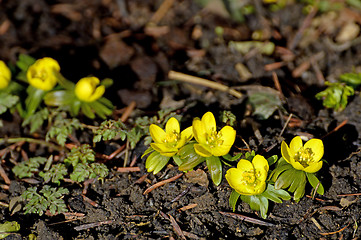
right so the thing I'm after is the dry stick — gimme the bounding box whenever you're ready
[219,211,275,227]
[0,137,63,152]
[143,173,183,195]
[120,101,136,122]
[288,6,318,50]
[149,0,175,25]
[321,119,348,139]
[74,220,114,231]
[116,167,141,173]
[0,164,10,185]
[168,214,186,240]
[168,70,243,98]
[272,71,284,99]
[279,113,293,138]
[319,222,351,236]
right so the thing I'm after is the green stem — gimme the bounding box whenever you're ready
[0,137,64,152]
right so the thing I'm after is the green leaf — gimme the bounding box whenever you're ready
[294,172,307,201]
[178,143,206,171]
[0,221,20,239]
[22,108,49,133]
[220,110,236,126]
[64,144,95,167]
[222,152,243,162]
[44,90,75,106]
[229,190,240,212]
[13,157,47,179]
[269,162,293,183]
[339,72,361,88]
[16,54,36,72]
[206,156,222,186]
[24,86,46,119]
[266,155,278,166]
[248,91,282,120]
[39,163,68,185]
[306,172,324,195]
[46,114,83,146]
[145,151,170,174]
[141,147,154,158]
[0,92,19,114]
[262,184,291,203]
[240,194,269,219]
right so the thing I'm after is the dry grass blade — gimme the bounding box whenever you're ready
[219,211,275,227]
[319,222,351,236]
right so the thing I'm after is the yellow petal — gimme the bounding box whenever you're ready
[149,124,166,143]
[0,61,11,89]
[236,159,254,172]
[165,117,180,134]
[150,143,177,157]
[88,86,105,102]
[252,155,269,182]
[194,144,212,157]
[219,126,236,146]
[303,161,323,173]
[281,141,292,164]
[290,161,305,171]
[192,118,206,144]
[75,77,104,102]
[201,112,216,133]
[289,136,303,156]
[225,168,249,194]
[304,138,324,162]
[252,181,266,195]
[177,126,193,148]
[211,145,232,156]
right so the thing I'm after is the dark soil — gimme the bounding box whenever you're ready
[1,0,361,239]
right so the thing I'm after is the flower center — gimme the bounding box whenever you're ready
[205,129,224,148]
[294,147,315,168]
[164,130,180,147]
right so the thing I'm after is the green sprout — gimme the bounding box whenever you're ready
[70,162,108,182]
[21,186,69,216]
[315,82,354,112]
[64,144,95,167]
[39,163,68,185]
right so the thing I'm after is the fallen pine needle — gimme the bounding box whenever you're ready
[143,173,183,195]
[74,220,114,231]
[319,222,350,236]
[168,214,186,240]
[168,70,242,98]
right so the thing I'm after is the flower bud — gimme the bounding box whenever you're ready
[0,60,11,89]
[74,77,105,102]
[27,57,60,91]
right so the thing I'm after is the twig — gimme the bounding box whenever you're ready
[168,70,242,98]
[0,164,10,185]
[116,167,141,172]
[219,211,275,227]
[74,220,114,231]
[82,194,99,207]
[97,144,126,161]
[288,6,318,50]
[279,114,293,137]
[168,214,186,240]
[321,119,348,139]
[143,173,183,195]
[272,71,284,99]
[149,0,175,25]
[178,203,197,211]
[319,222,351,236]
[0,137,64,152]
[120,101,136,122]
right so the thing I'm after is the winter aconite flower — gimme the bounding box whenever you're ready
[192,112,236,157]
[27,57,60,91]
[149,117,193,157]
[281,136,324,173]
[75,77,105,102]
[0,60,11,89]
[226,155,269,195]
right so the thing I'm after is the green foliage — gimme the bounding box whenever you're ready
[93,108,180,149]
[0,221,20,239]
[22,108,49,133]
[39,164,68,185]
[206,156,222,186]
[21,186,69,216]
[315,82,354,111]
[64,144,95,167]
[12,157,47,179]
[0,92,19,115]
[46,112,83,146]
[70,162,109,182]
[248,91,283,120]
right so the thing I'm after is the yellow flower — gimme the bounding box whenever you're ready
[281,136,324,173]
[74,77,105,102]
[27,57,60,91]
[192,112,236,157]
[0,60,11,89]
[226,155,269,195]
[149,117,193,157]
